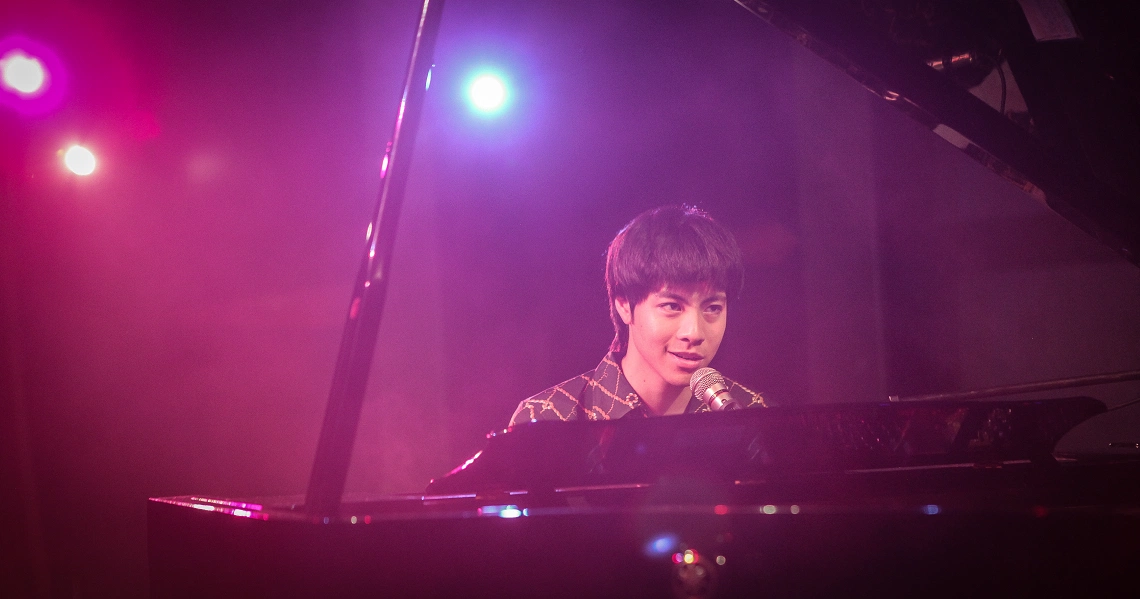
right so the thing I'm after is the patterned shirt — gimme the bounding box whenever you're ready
[508,353,767,427]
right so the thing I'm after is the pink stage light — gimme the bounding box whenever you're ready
[0,36,67,115]
[1,49,46,95]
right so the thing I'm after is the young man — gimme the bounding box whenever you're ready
[508,205,766,427]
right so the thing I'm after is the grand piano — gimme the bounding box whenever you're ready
[149,397,1140,597]
[149,1,1140,597]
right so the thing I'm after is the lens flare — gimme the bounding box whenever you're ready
[63,145,96,176]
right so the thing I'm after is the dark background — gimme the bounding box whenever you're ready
[2,0,1139,597]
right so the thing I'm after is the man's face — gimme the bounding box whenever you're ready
[615,285,728,391]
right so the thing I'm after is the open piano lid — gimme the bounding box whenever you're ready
[733,0,1140,265]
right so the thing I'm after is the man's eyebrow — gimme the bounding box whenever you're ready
[655,291,688,302]
[653,290,727,303]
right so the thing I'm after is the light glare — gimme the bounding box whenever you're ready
[645,534,678,557]
[63,145,96,176]
[1,50,46,95]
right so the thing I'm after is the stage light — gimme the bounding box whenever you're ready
[467,73,507,114]
[63,145,96,176]
[1,49,46,95]
[0,36,65,115]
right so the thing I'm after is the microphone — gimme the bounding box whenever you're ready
[690,367,741,411]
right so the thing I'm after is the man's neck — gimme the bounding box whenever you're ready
[619,352,691,416]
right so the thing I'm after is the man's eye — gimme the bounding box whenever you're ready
[705,304,724,314]
[660,302,681,311]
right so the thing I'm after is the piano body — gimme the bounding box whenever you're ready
[149,398,1140,598]
[149,0,1140,597]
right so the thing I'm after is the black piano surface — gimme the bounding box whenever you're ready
[149,397,1140,598]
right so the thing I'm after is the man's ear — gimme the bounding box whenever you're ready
[614,297,633,325]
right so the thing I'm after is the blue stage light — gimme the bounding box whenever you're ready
[466,72,508,115]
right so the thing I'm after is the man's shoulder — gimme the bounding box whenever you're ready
[507,372,593,427]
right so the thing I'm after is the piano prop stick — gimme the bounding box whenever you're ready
[304,0,447,518]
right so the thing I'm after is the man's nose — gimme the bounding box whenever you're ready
[676,309,704,345]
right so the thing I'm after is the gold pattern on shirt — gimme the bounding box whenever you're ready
[508,353,767,427]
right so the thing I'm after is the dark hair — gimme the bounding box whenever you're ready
[605,205,743,354]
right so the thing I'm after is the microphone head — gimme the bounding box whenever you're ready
[690,367,725,399]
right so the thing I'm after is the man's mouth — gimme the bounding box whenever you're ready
[669,351,704,364]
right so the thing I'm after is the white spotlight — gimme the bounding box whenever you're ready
[63,145,96,176]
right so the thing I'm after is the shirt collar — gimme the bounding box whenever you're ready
[587,352,710,418]
[583,353,645,419]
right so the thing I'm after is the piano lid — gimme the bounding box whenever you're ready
[734,0,1140,265]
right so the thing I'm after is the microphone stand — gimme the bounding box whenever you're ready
[305,0,446,518]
